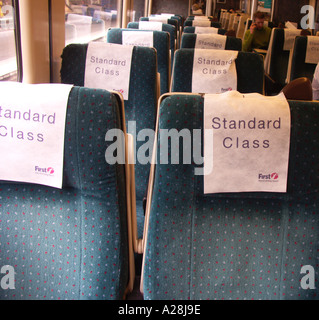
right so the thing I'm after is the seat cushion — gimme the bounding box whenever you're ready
[143,94,319,300]
[0,87,129,300]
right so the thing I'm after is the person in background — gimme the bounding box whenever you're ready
[242,11,271,52]
[192,0,206,15]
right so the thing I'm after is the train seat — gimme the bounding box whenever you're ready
[0,85,134,300]
[157,15,183,47]
[287,36,319,83]
[236,15,249,39]
[183,26,227,35]
[107,28,170,95]
[186,16,214,20]
[127,21,176,68]
[149,14,184,47]
[184,20,221,29]
[264,28,304,94]
[60,44,158,252]
[171,48,264,94]
[141,92,319,300]
[181,33,242,51]
[140,17,179,48]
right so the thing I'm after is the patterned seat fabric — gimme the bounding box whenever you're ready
[0,87,130,300]
[171,49,264,94]
[61,45,157,240]
[289,36,318,83]
[267,28,296,87]
[143,93,319,300]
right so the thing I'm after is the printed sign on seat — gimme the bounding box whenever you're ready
[0,85,134,300]
[171,48,264,94]
[60,43,158,251]
[288,35,319,83]
[0,82,72,189]
[127,21,176,69]
[107,28,170,95]
[181,33,242,51]
[183,26,227,35]
[141,92,319,300]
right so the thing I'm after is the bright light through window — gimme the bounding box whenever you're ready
[0,0,17,81]
[65,0,121,45]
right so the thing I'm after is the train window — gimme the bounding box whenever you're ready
[0,0,18,81]
[65,0,122,45]
[132,0,145,22]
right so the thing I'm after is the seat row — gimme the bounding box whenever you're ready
[265,28,319,94]
[60,20,265,253]
[1,85,318,300]
[0,13,318,300]
[217,11,319,96]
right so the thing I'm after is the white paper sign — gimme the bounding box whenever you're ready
[286,21,298,29]
[122,31,154,47]
[84,42,133,100]
[194,16,211,20]
[305,36,319,64]
[283,29,301,51]
[139,21,163,31]
[0,82,72,189]
[193,20,211,27]
[192,49,238,94]
[195,27,219,34]
[203,91,291,194]
[148,16,168,23]
[195,33,226,50]
[161,13,175,17]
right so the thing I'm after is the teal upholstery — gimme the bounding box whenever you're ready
[127,22,176,68]
[0,86,130,300]
[183,26,227,35]
[184,20,221,28]
[143,93,319,300]
[289,36,318,82]
[171,15,182,32]
[61,45,158,239]
[181,33,242,51]
[107,28,170,95]
[174,15,184,29]
[171,49,264,93]
[268,28,303,87]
